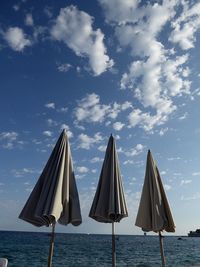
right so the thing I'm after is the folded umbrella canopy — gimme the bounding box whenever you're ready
[19,129,82,267]
[89,134,128,267]
[135,150,175,267]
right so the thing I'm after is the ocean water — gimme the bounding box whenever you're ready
[0,231,200,267]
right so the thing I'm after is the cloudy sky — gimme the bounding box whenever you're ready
[0,0,200,235]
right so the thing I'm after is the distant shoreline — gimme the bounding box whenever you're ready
[0,230,187,237]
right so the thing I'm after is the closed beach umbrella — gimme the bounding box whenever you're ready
[89,134,128,267]
[135,150,175,267]
[19,129,82,267]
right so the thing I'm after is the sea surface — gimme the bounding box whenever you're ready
[0,231,200,267]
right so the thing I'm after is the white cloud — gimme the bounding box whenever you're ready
[180,179,192,186]
[77,166,89,173]
[57,63,72,73]
[90,157,103,163]
[45,102,55,109]
[75,93,110,123]
[169,2,200,50]
[13,5,20,11]
[25,14,34,26]
[192,172,200,176]
[99,0,196,131]
[167,156,181,161]
[179,112,188,120]
[113,121,125,131]
[4,27,31,51]
[99,0,138,24]
[56,107,68,113]
[43,131,53,137]
[51,5,114,76]
[181,192,200,201]
[78,132,103,150]
[0,131,19,149]
[123,160,134,165]
[12,168,41,178]
[121,101,132,110]
[60,124,73,138]
[98,145,107,152]
[44,6,53,18]
[159,127,169,136]
[74,93,133,125]
[0,132,18,142]
[47,119,58,127]
[164,184,171,191]
[124,143,144,157]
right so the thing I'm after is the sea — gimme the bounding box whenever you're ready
[0,231,200,267]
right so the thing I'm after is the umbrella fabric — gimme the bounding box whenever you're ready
[19,129,82,227]
[89,134,128,223]
[135,150,175,233]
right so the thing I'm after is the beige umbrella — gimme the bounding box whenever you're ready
[89,134,128,267]
[19,129,82,267]
[135,150,175,267]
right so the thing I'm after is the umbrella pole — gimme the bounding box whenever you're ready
[112,222,116,267]
[159,231,166,267]
[48,223,56,267]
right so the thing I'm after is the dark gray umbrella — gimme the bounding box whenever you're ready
[89,134,128,267]
[135,150,175,267]
[19,129,82,267]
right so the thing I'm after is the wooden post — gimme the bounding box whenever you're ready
[159,231,166,267]
[48,223,55,267]
[112,222,116,267]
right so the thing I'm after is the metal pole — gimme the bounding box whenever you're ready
[159,231,166,267]
[48,223,55,267]
[112,222,116,267]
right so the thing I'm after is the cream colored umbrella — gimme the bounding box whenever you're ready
[19,129,82,267]
[135,150,175,267]
[89,134,128,267]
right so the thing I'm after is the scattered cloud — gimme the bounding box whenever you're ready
[13,4,20,11]
[159,127,169,136]
[45,102,55,109]
[74,93,110,123]
[124,144,145,157]
[0,131,19,149]
[25,14,34,27]
[98,145,107,152]
[43,131,53,137]
[169,2,200,50]
[164,184,171,191]
[113,121,125,131]
[167,156,181,161]
[60,124,73,138]
[57,63,72,73]
[57,107,68,113]
[180,179,192,186]
[181,192,200,201]
[74,93,133,125]
[47,119,58,127]
[179,112,188,120]
[77,166,89,173]
[99,0,198,131]
[51,5,114,76]
[3,27,31,52]
[192,172,200,176]
[90,157,103,163]
[44,6,53,18]
[78,132,103,150]
[12,168,41,178]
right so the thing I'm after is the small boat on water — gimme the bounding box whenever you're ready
[188,229,200,237]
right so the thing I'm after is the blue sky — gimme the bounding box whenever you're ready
[0,0,200,235]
